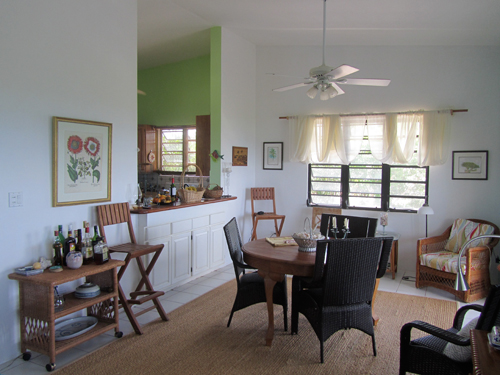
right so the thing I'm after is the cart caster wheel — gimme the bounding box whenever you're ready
[22,352,31,361]
[46,363,56,372]
[115,331,123,338]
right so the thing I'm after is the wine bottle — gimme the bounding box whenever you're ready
[52,230,64,266]
[170,177,176,198]
[63,225,76,266]
[58,225,65,244]
[82,226,94,265]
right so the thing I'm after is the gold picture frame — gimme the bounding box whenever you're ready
[232,146,248,166]
[53,117,112,206]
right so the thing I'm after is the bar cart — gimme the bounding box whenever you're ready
[8,260,124,371]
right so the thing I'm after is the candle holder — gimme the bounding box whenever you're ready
[330,226,339,239]
[342,227,351,239]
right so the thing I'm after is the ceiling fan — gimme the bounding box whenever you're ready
[271,0,390,100]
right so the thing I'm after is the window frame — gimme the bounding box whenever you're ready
[158,126,196,174]
[308,162,429,213]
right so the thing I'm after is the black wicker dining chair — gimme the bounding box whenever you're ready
[399,284,500,375]
[291,237,393,363]
[223,217,288,330]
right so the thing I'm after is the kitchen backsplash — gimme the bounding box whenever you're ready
[139,171,210,194]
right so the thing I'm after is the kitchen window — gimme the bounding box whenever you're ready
[308,136,429,213]
[159,127,196,173]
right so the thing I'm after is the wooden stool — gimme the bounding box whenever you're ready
[97,203,169,334]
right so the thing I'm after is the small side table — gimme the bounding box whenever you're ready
[471,329,500,375]
[376,230,399,279]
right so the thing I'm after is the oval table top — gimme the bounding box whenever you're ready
[241,239,316,278]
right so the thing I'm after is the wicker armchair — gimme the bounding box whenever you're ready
[223,217,288,329]
[399,284,500,375]
[291,237,393,363]
[416,218,499,302]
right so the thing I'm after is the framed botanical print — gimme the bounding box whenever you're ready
[53,117,112,206]
[452,150,488,180]
[263,142,283,170]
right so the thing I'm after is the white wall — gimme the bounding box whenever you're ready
[254,45,500,278]
[220,28,257,246]
[0,0,138,364]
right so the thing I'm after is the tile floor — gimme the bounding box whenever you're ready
[0,266,484,374]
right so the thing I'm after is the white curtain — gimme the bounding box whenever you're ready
[289,110,451,166]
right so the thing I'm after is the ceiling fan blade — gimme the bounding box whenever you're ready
[326,65,359,79]
[330,82,345,95]
[273,82,313,92]
[339,78,391,87]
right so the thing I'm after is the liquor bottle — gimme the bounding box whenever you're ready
[58,225,65,244]
[93,226,109,265]
[75,229,83,253]
[170,177,177,199]
[63,225,76,266]
[52,230,64,266]
[82,226,94,265]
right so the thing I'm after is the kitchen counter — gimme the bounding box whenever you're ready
[130,196,237,214]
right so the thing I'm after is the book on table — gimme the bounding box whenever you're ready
[265,237,297,246]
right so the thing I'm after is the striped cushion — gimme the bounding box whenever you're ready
[444,219,494,253]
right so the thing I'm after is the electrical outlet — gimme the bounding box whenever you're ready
[9,192,23,207]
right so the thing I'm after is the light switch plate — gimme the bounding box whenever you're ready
[9,192,23,207]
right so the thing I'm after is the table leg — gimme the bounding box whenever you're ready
[372,278,380,326]
[258,270,284,346]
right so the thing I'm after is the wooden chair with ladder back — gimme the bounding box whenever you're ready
[250,187,286,241]
[97,202,169,334]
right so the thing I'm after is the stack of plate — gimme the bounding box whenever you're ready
[75,283,101,298]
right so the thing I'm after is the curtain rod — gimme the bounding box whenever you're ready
[279,109,468,120]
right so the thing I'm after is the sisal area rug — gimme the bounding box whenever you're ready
[57,280,458,375]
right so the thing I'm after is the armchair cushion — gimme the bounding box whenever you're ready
[420,251,466,274]
[442,317,478,362]
[444,219,495,253]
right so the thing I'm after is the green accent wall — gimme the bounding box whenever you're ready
[137,27,222,185]
[210,27,222,185]
[138,55,210,126]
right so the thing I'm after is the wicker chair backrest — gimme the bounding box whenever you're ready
[476,284,500,330]
[319,214,378,239]
[223,217,246,278]
[320,237,384,306]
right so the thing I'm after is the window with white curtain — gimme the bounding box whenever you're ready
[300,113,437,212]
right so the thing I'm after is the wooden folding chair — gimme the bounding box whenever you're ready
[250,187,285,241]
[97,202,169,334]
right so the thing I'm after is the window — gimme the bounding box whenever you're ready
[159,127,196,173]
[308,137,429,213]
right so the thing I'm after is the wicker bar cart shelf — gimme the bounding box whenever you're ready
[8,259,125,372]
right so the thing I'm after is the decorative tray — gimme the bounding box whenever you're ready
[55,316,98,341]
[15,267,44,276]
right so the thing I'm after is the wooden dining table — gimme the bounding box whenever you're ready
[241,238,383,346]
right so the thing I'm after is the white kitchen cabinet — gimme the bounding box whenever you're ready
[210,224,225,269]
[146,236,171,289]
[192,227,210,276]
[134,202,233,290]
[171,232,192,285]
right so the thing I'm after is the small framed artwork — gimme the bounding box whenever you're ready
[263,142,283,170]
[53,117,112,206]
[452,150,488,180]
[232,146,248,166]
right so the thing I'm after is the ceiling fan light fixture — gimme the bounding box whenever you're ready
[306,86,318,99]
[326,85,338,98]
[319,89,330,101]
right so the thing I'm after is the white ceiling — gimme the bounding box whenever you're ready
[138,0,500,70]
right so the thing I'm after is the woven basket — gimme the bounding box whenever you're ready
[177,164,205,203]
[203,184,223,199]
[292,217,325,252]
